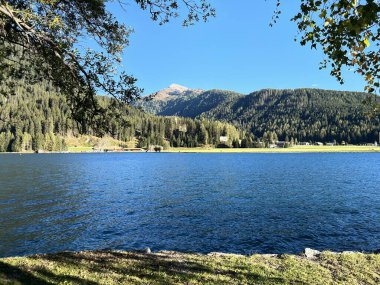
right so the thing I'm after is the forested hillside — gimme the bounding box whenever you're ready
[142,88,243,118]
[140,87,380,144]
[2,45,378,152]
[0,81,241,152]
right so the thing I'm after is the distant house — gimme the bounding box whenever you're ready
[146,145,164,152]
[255,141,265,148]
[219,136,228,143]
[276,141,286,148]
[123,148,144,152]
[269,144,277,148]
[154,146,163,152]
[315,142,323,146]
[178,125,187,133]
[299,142,310,146]
[326,142,335,146]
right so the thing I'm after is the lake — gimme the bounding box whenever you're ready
[0,153,379,257]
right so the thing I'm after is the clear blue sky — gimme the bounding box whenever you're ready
[108,0,365,95]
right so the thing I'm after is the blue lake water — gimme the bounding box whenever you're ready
[0,153,379,257]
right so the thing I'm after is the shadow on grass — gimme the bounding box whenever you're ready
[0,261,50,285]
[1,251,288,284]
[0,259,97,285]
[36,251,217,284]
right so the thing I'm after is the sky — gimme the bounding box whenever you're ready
[108,0,366,95]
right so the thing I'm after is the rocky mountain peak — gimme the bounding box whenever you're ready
[150,84,202,101]
[168,83,190,93]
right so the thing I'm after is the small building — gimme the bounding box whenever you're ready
[326,143,335,146]
[299,142,310,146]
[276,141,286,148]
[219,136,228,143]
[255,141,265,148]
[147,145,164,152]
[315,142,323,146]
[178,125,187,133]
[123,148,144,152]
[154,146,163,152]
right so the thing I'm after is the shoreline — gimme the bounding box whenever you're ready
[1,249,379,284]
[163,145,380,153]
[1,146,380,154]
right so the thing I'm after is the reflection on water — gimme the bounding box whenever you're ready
[0,153,379,257]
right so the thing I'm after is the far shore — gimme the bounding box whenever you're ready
[1,249,379,284]
[163,145,380,153]
[1,145,380,154]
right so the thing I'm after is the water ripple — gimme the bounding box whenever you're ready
[0,153,379,257]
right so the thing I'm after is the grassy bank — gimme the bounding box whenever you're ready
[1,250,379,284]
[65,135,138,153]
[164,145,380,153]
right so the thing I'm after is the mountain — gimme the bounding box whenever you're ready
[151,84,202,101]
[139,86,380,144]
[141,84,203,114]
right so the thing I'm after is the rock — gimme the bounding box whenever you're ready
[260,254,278,258]
[146,84,203,101]
[341,251,357,255]
[207,252,245,258]
[143,247,151,254]
[304,248,321,259]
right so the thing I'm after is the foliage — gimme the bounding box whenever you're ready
[0,0,215,129]
[289,1,380,102]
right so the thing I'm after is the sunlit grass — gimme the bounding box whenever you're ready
[66,146,94,152]
[0,251,379,284]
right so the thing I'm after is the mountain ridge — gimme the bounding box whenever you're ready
[139,85,379,144]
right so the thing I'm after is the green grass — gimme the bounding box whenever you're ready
[67,146,94,152]
[164,145,380,153]
[1,250,379,284]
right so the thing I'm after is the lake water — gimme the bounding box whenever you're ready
[0,153,379,257]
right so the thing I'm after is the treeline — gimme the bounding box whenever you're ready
[0,79,241,152]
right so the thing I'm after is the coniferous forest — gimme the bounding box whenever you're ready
[0,77,241,152]
[2,78,380,152]
[140,88,380,145]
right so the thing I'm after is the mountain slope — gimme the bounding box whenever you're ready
[157,89,243,117]
[141,84,203,114]
[140,87,379,144]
